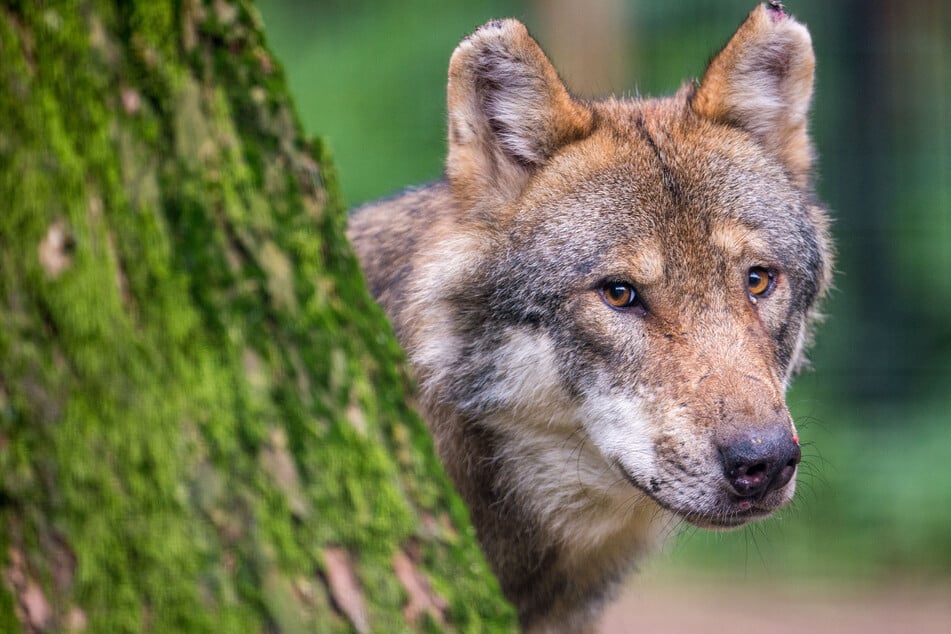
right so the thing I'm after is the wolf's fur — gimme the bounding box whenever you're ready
[348,3,832,632]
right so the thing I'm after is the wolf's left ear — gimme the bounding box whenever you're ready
[692,2,816,187]
[446,20,594,207]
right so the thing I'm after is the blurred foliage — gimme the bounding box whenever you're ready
[257,0,951,580]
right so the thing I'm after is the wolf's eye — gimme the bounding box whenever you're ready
[601,282,642,311]
[747,267,775,297]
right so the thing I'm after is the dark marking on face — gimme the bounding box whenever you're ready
[634,116,682,204]
[574,258,596,275]
[764,210,826,373]
[774,301,799,370]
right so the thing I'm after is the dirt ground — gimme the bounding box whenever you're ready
[599,575,951,634]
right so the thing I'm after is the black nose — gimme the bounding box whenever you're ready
[719,427,801,499]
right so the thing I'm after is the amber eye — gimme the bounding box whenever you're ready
[601,282,641,310]
[747,267,774,296]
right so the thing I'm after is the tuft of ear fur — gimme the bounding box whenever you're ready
[692,2,816,188]
[446,19,594,206]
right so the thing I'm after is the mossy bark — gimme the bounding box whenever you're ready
[0,2,515,632]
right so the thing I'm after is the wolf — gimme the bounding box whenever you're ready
[348,2,832,632]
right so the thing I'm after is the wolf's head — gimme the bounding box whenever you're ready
[416,3,832,533]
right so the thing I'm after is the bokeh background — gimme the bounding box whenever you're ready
[256,0,950,630]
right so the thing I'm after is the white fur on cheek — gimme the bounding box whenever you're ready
[491,417,671,556]
[473,329,572,420]
[473,330,672,554]
[580,380,658,484]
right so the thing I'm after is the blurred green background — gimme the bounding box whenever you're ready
[256,0,951,585]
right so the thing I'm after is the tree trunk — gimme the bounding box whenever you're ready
[0,2,514,632]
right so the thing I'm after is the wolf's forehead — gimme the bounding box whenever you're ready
[522,108,811,263]
[523,173,777,264]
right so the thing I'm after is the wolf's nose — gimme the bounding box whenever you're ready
[719,428,801,499]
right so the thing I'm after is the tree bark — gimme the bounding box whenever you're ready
[0,2,514,632]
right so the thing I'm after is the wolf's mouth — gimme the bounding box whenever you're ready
[613,460,783,529]
[684,505,775,530]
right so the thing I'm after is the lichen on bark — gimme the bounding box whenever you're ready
[0,1,515,632]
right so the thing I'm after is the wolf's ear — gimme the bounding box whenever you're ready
[446,20,594,206]
[692,2,816,187]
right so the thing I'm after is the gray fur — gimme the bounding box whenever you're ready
[347,6,831,631]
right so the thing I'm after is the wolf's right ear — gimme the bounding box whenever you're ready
[446,20,594,207]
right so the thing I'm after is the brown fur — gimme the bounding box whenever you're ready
[348,4,832,632]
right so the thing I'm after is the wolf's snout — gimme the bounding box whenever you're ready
[719,427,801,499]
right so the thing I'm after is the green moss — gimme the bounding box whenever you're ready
[0,1,515,632]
